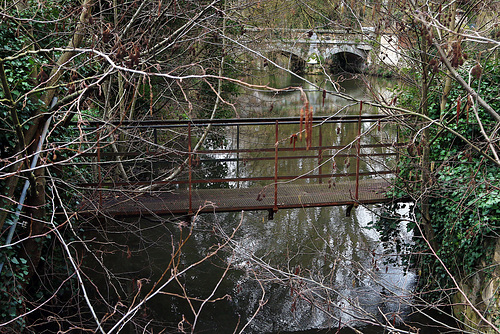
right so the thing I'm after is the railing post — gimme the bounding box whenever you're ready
[355,103,362,201]
[97,128,102,208]
[188,123,193,215]
[274,120,279,213]
[236,124,240,188]
[318,125,323,184]
[396,124,400,175]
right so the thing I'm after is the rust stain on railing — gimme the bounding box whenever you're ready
[76,116,402,217]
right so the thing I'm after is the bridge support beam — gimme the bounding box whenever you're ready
[268,209,276,220]
[346,203,359,217]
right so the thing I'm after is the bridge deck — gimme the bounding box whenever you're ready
[81,179,391,217]
[77,116,400,218]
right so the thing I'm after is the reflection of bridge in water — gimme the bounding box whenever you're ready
[78,115,402,218]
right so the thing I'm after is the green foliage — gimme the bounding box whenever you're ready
[0,20,42,158]
[366,202,414,268]
[376,57,500,300]
[0,4,77,329]
[195,57,238,120]
[0,243,29,331]
[371,66,395,78]
[241,0,369,29]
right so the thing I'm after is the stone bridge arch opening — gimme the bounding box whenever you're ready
[242,28,377,74]
[329,51,366,73]
[266,50,306,73]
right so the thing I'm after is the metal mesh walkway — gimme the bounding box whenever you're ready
[81,179,391,217]
[77,116,401,218]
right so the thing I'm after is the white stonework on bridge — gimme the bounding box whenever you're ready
[379,34,400,66]
[241,27,377,72]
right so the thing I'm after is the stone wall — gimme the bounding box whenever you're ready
[452,238,500,333]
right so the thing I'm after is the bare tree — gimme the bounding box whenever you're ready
[0,0,250,332]
[1,0,499,333]
[226,1,500,333]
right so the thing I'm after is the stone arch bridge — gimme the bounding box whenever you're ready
[242,27,375,73]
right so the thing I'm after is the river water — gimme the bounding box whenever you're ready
[88,73,454,333]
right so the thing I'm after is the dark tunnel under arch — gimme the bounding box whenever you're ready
[329,52,366,73]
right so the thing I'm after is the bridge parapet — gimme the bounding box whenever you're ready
[242,26,375,41]
[240,27,375,72]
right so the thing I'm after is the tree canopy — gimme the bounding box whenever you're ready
[1,0,500,333]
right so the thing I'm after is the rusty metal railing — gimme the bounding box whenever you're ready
[77,115,403,211]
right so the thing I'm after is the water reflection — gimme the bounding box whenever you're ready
[220,120,396,189]
[223,73,411,333]
[225,204,415,333]
[237,73,396,117]
[86,72,417,333]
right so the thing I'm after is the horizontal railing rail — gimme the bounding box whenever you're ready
[74,115,392,129]
[75,115,402,215]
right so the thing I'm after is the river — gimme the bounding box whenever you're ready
[87,72,456,333]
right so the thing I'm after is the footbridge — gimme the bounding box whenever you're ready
[76,115,402,219]
[241,27,375,73]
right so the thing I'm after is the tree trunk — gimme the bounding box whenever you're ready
[420,26,439,251]
[1,0,93,285]
[20,167,47,285]
[439,2,457,118]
